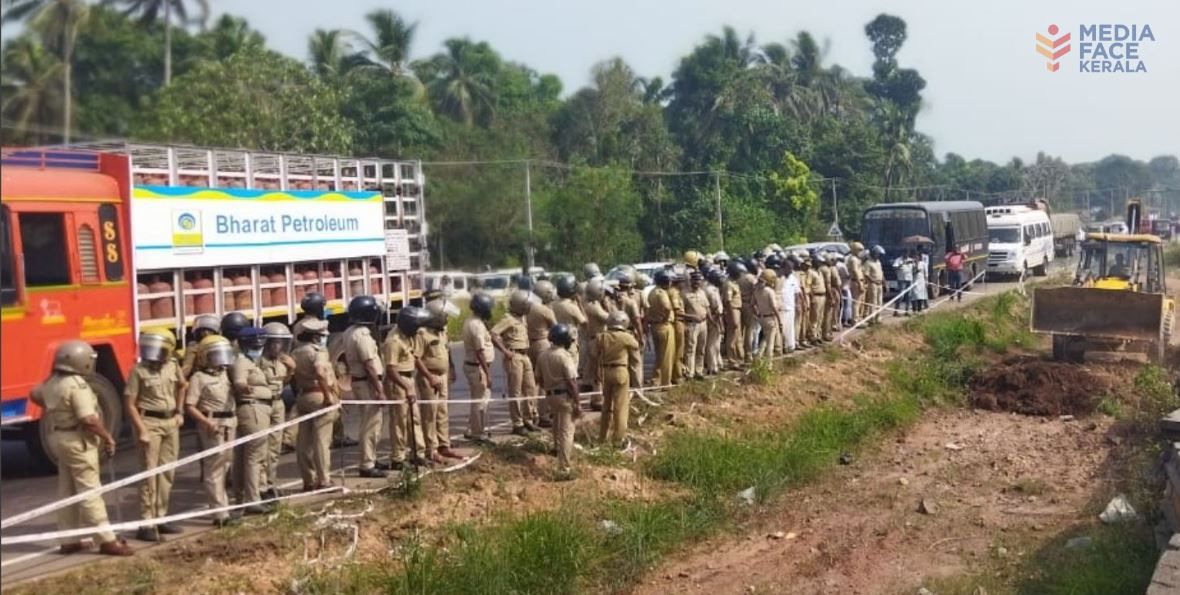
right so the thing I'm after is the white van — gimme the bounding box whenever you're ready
[985,206,1055,278]
[424,270,472,300]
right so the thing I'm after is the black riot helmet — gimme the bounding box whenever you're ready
[220,312,250,341]
[348,295,381,325]
[555,274,577,298]
[764,253,783,270]
[470,292,495,320]
[653,269,673,287]
[548,323,574,349]
[300,292,326,320]
[705,267,725,286]
[395,306,432,336]
[727,261,747,279]
[516,274,535,291]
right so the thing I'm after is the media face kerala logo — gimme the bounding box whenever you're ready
[171,209,204,254]
[1036,23,1156,73]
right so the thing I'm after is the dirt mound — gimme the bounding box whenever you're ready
[970,357,1111,416]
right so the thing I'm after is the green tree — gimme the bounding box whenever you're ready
[417,38,498,126]
[352,8,419,86]
[0,37,64,144]
[308,28,357,80]
[137,47,351,153]
[537,166,643,270]
[109,0,208,84]
[3,0,90,143]
[768,151,821,239]
[197,13,263,61]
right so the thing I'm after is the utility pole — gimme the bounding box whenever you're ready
[525,161,535,272]
[831,179,839,230]
[715,172,724,250]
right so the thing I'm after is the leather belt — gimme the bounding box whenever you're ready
[546,389,568,396]
[203,411,235,419]
[140,409,177,419]
[464,361,482,366]
[352,374,383,381]
[396,370,413,378]
[236,399,270,407]
[54,425,79,431]
[512,348,529,355]
[604,363,627,368]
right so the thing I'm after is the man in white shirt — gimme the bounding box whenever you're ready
[779,262,800,352]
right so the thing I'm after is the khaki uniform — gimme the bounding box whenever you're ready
[806,268,828,342]
[752,283,780,359]
[186,369,235,520]
[619,292,644,345]
[738,273,758,359]
[537,345,579,472]
[414,327,452,455]
[704,284,724,373]
[526,303,557,419]
[125,360,183,521]
[552,298,587,367]
[722,279,743,365]
[595,329,641,445]
[230,353,273,504]
[680,286,709,378]
[258,355,292,492]
[583,301,611,401]
[34,374,117,545]
[824,264,841,340]
[848,255,865,322]
[181,348,199,379]
[865,259,885,324]
[292,342,339,488]
[797,268,811,345]
[461,317,494,438]
[491,313,537,428]
[343,324,384,471]
[647,287,675,386]
[381,331,425,462]
[669,288,686,383]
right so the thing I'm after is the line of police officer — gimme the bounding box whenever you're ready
[33,240,892,552]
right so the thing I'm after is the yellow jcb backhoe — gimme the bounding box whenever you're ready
[1031,200,1175,363]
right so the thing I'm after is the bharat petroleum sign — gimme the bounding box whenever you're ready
[1036,23,1157,73]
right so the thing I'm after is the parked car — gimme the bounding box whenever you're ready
[784,241,850,256]
[424,270,472,300]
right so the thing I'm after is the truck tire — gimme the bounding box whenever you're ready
[1034,257,1048,277]
[23,374,122,472]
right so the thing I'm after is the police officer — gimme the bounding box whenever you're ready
[807,252,829,343]
[669,269,687,384]
[537,324,582,479]
[865,246,887,325]
[181,314,221,378]
[341,295,388,477]
[184,335,238,527]
[680,271,709,380]
[31,341,133,556]
[552,275,588,377]
[795,252,812,347]
[848,242,866,324]
[704,267,725,374]
[647,270,676,386]
[753,269,780,359]
[462,294,496,442]
[417,300,461,464]
[297,292,358,450]
[611,271,645,348]
[823,253,841,340]
[381,306,428,469]
[596,311,641,446]
[291,319,340,491]
[737,260,759,360]
[229,325,273,513]
[723,262,745,367]
[125,327,185,542]
[258,322,294,499]
[582,278,611,408]
[527,280,558,425]
[492,290,539,435]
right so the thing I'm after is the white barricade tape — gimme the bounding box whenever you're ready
[837,283,914,342]
[0,404,340,530]
[0,486,344,546]
[339,383,675,406]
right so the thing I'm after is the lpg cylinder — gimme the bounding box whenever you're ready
[149,277,174,319]
[369,265,382,295]
[348,265,364,297]
[193,275,215,314]
[233,273,252,310]
[269,272,287,307]
[182,280,195,316]
[137,282,151,320]
[321,269,337,300]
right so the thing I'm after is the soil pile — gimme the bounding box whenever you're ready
[970,357,1111,416]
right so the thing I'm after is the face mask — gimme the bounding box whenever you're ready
[318,336,328,347]
[246,348,263,360]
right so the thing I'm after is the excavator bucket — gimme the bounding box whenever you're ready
[1031,287,1164,341]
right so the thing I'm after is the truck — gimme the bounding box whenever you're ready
[1049,213,1082,257]
[860,201,989,297]
[0,143,427,468]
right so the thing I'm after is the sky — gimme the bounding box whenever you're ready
[14,0,1178,164]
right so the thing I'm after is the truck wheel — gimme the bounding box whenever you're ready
[24,374,122,472]
[1052,335,1066,361]
[1034,257,1048,277]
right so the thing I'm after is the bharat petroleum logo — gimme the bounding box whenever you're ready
[177,212,197,231]
[1035,24,1071,72]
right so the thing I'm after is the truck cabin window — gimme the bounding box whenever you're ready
[0,207,16,305]
[18,213,71,287]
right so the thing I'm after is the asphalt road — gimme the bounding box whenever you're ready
[0,266,1056,583]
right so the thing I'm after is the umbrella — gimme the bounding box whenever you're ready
[902,235,935,245]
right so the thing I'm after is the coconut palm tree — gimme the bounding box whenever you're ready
[0,37,65,144]
[419,38,496,126]
[876,101,914,201]
[308,28,354,80]
[110,0,209,85]
[3,0,90,143]
[352,9,417,78]
[202,14,263,60]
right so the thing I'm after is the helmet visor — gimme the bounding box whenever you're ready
[204,344,235,368]
[266,337,292,356]
[138,342,167,363]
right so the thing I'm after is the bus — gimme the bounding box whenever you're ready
[860,201,988,296]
